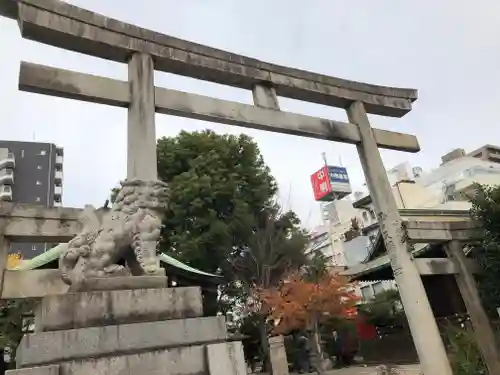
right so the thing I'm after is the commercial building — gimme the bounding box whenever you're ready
[307,224,332,259]
[345,144,500,301]
[465,144,500,164]
[0,141,64,258]
[306,144,500,301]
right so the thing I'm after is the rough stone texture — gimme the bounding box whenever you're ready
[13,285,248,374]
[252,84,280,110]
[56,345,206,375]
[269,336,289,375]
[68,274,167,292]
[446,240,500,374]
[18,62,420,153]
[207,341,246,375]
[127,53,157,181]
[9,1,417,117]
[17,316,227,367]
[6,365,59,375]
[347,101,453,375]
[1,270,69,299]
[35,286,203,331]
[59,179,169,287]
[0,202,80,242]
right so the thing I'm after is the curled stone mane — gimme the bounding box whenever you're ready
[113,179,169,214]
[59,178,170,287]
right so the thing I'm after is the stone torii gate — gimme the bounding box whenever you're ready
[347,217,500,374]
[0,0,452,373]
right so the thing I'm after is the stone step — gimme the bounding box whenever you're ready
[6,365,59,375]
[35,286,203,332]
[18,316,227,368]
[17,341,245,375]
[23,346,203,375]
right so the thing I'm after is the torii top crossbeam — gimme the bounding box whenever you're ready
[0,0,417,118]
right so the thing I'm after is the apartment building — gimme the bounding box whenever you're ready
[346,145,500,300]
[466,144,500,164]
[0,141,64,258]
[307,225,332,259]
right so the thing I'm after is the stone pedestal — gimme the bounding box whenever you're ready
[269,335,289,375]
[8,278,246,375]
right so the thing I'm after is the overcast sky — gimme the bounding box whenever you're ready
[1,0,499,229]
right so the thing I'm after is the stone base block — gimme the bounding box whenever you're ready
[269,335,289,375]
[39,345,205,375]
[207,341,246,375]
[68,274,167,292]
[6,365,59,375]
[35,286,203,332]
[18,316,227,367]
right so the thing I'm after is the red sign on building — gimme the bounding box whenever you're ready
[310,166,332,201]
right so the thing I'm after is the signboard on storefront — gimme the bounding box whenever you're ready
[310,166,332,201]
[310,165,352,201]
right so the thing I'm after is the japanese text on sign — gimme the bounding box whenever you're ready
[310,166,332,201]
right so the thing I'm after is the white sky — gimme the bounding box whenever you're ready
[1,0,499,229]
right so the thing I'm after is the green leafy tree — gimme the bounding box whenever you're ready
[358,289,406,329]
[156,130,277,314]
[0,299,35,368]
[232,204,309,371]
[470,183,500,316]
[303,251,330,283]
[443,322,487,375]
[230,205,309,290]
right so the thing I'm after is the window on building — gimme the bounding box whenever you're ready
[31,245,37,252]
[35,197,41,202]
[444,184,456,202]
[39,150,46,156]
[361,285,374,301]
[37,165,42,170]
[373,282,384,296]
[329,204,340,224]
[362,211,368,222]
[54,196,61,203]
[36,181,41,185]
[369,209,376,220]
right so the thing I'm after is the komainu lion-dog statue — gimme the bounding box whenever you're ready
[59,179,169,287]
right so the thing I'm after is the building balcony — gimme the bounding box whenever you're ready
[55,155,64,166]
[0,169,14,185]
[54,185,63,197]
[0,152,15,170]
[54,170,63,184]
[0,185,12,201]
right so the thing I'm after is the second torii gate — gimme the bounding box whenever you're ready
[0,0,452,373]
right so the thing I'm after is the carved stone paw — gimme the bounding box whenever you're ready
[103,264,125,275]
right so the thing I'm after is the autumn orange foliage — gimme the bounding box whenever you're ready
[256,272,359,334]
